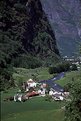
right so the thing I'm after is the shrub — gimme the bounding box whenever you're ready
[0,67,14,91]
[49,62,71,74]
[45,94,52,102]
[12,54,42,69]
[71,64,77,71]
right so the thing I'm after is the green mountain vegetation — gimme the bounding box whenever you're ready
[0,0,60,91]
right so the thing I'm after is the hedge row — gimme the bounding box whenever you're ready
[49,62,77,74]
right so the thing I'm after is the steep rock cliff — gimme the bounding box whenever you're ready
[41,0,81,57]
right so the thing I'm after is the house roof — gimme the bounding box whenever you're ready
[39,80,64,92]
[51,83,64,92]
[28,79,33,82]
[39,72,65,92]
[53,94,61,97]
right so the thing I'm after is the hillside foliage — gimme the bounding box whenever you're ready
[0,0,60,91]
[65,78,81,121]
[49,62,77,74]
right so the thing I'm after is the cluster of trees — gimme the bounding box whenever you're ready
[12,54,42,69]
[65,78,81,121]
[49,62,77,74]
[0,0,27,91]
[64,43,81,121]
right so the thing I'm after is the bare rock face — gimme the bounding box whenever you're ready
[41,0,81,57]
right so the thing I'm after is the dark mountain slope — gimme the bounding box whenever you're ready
[23,0,60,60]
[0,0,60,82]
[0,0,60,68]
[0,0,60,90]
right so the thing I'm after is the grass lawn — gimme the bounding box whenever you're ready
[55,70,81,87]
[1,89,64,121]
[13,67,54,82]
[1,110,64,121]
[13,67,81,88]
[13,67,55,86]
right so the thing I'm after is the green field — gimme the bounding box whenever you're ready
[13,67,54,85]
[1,67,81,121]
[1,90,64,121]
[56,71,81,87]
[13,67,81,87]
[1,67,64,121]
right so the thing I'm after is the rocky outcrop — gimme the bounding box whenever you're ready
[41,0,81,57]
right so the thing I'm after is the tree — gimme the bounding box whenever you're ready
[0,0,27,91]
[65,78,81,121]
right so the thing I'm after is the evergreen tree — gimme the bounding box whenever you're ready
[0,0,27,90]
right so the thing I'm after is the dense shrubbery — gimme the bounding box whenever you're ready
[12,54,42,69]
[12,53,60,69]
[70,64,77,71]
[49,62,77,74]
[0,0,27,91]
[65,78,81,121]
[0,66,15,91]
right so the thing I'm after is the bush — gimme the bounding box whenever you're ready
[12,54,42,69]
[71,64,77,71]
[49,62,71,74]
[45,94,52,102]
[49,67,54,74]
[0,66,15,91]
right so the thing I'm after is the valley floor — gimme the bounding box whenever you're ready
[1,67,81,121]
[1,93,64,121]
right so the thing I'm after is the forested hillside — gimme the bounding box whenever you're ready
[0,0,60,90]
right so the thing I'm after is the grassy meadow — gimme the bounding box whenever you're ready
[1,89,65,121]
[56,70,81,87]
[1,67,81,121]
[13,67,54,84]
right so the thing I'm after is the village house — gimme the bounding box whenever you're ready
[27,79,37,88]
[52,94,64,101]
[14,72,70,102]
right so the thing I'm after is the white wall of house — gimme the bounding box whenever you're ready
[49,90,54,96]
[28,82,37,88]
